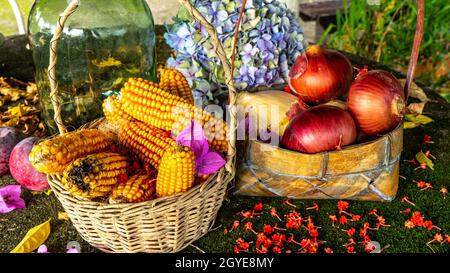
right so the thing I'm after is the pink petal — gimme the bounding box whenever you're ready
[0,185,26,213]
[37,245,49,253]
[197,152,226,175]
[66,248,79,253]
[176,121,209,158]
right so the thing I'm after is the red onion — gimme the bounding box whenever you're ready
[281,105,357,154]
[347,70,405,136]
[288,45,353,104]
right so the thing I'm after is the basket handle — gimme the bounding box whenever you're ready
[404,0,424,100]
[8,0,26,35]
[177,0,238,173]
[48,0,80,135]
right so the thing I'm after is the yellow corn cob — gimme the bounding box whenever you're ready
[61,152,129,200]
[160,68,194,104]
[29,129,115,174]
[120,77,227,153]
[119,120,176,169]
[156,144,196,197]
[102,95,133,125]
[109,172,156,204]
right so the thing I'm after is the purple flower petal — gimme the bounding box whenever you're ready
[176,121,209,159]
[197,151,226,175]
[0,185,26,213]
[37,245,49,253]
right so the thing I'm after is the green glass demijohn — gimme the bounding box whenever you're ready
[28,0,156,133]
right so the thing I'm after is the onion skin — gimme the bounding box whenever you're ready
[347,70,405,136]
[281,105,357,154]
[289,45,354,104]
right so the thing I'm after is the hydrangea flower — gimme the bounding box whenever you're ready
[165,0,307,105]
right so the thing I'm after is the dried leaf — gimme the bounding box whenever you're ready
[10,218,51,253]
[415,151,434,170]
[406,102,426,115]
[58,212,69,221]
[404,114,433,129]
[399,79,429,102]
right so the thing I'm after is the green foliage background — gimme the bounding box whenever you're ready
[321,0,449,100]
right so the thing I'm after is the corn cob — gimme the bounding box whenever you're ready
[160,68,194,104]
[156,144,196,197]
[109,172,156,204]
[120,77,227,153]
[61,152,129,200]
[102,95,133,125]
[119,120,176,169]
[29,129,115,174]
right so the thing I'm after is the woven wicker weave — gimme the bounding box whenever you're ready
[45,0,238,253]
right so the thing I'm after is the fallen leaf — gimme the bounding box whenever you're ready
[406,102,426,115]
[10,218,51,253]
[404,114,433,129]
[415,151,434,170]
[58,212,69,221]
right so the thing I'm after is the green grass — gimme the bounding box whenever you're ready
[0,0,34,36]
[320,0,450,100]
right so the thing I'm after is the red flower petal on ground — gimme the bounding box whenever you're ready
[306,202,319,211]
[241,210,254,220]
[309,228,319,238]
[329,215,337,226]
[263,224,274,235]
[272,246,282,253]
[253,203,263,211]
[324,247,333,253]
[231,220,240,230]
[270,207,282,221]
[234,246,240,253]
[346,246,355,253]
[339,216,348,225]
[411,211,424,226]
[433,233,443,243]
[351,214,361,221]
[369,209,378,215]
[343,228,356,237]
[223,228,228,235]
[400,208,411,214]
[404,220,415,229]
[364,241,376,252]
[337,200,349,213]
[422,134,433,145]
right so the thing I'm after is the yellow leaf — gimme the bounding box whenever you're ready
[415,151,434,170]
[91,57,122,68]
[404,114,433,129]
[58,212,69,221]
[10,218,51,253]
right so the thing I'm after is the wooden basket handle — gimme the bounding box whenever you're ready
[176,0,238,173]
[404,0,424,100]
[48,0,80,135]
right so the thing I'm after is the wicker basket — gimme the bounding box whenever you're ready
[44,0,238,253]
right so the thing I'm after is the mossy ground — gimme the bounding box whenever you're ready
[0,29,448,253]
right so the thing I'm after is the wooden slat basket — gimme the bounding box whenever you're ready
[234,0,425,201]
[44,0,238,253]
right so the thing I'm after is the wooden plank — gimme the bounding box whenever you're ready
[300,0,350,19]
